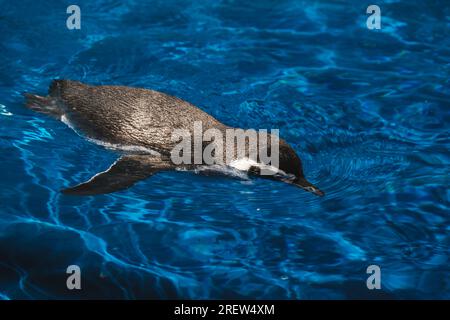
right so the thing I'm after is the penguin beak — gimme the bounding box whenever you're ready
[293,178,325,197]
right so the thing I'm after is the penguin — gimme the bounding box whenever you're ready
[24,80,324,196]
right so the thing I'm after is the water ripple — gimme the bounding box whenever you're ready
[0,0,448,299]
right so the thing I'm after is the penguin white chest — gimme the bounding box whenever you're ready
[229,158,259,171]
[229,158,283,176]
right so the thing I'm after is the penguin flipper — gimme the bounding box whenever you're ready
[62,155,173,196]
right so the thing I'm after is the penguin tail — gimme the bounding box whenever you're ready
[23,92,61,117]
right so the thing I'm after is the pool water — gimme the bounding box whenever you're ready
[0,0,448,299]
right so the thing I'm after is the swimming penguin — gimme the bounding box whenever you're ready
[24,80,324,196]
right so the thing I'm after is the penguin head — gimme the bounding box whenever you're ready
[277,143,324,197]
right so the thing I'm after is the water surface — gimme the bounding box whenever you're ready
[0,0,448,299]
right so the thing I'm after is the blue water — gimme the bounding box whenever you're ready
[0,0,449,299]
